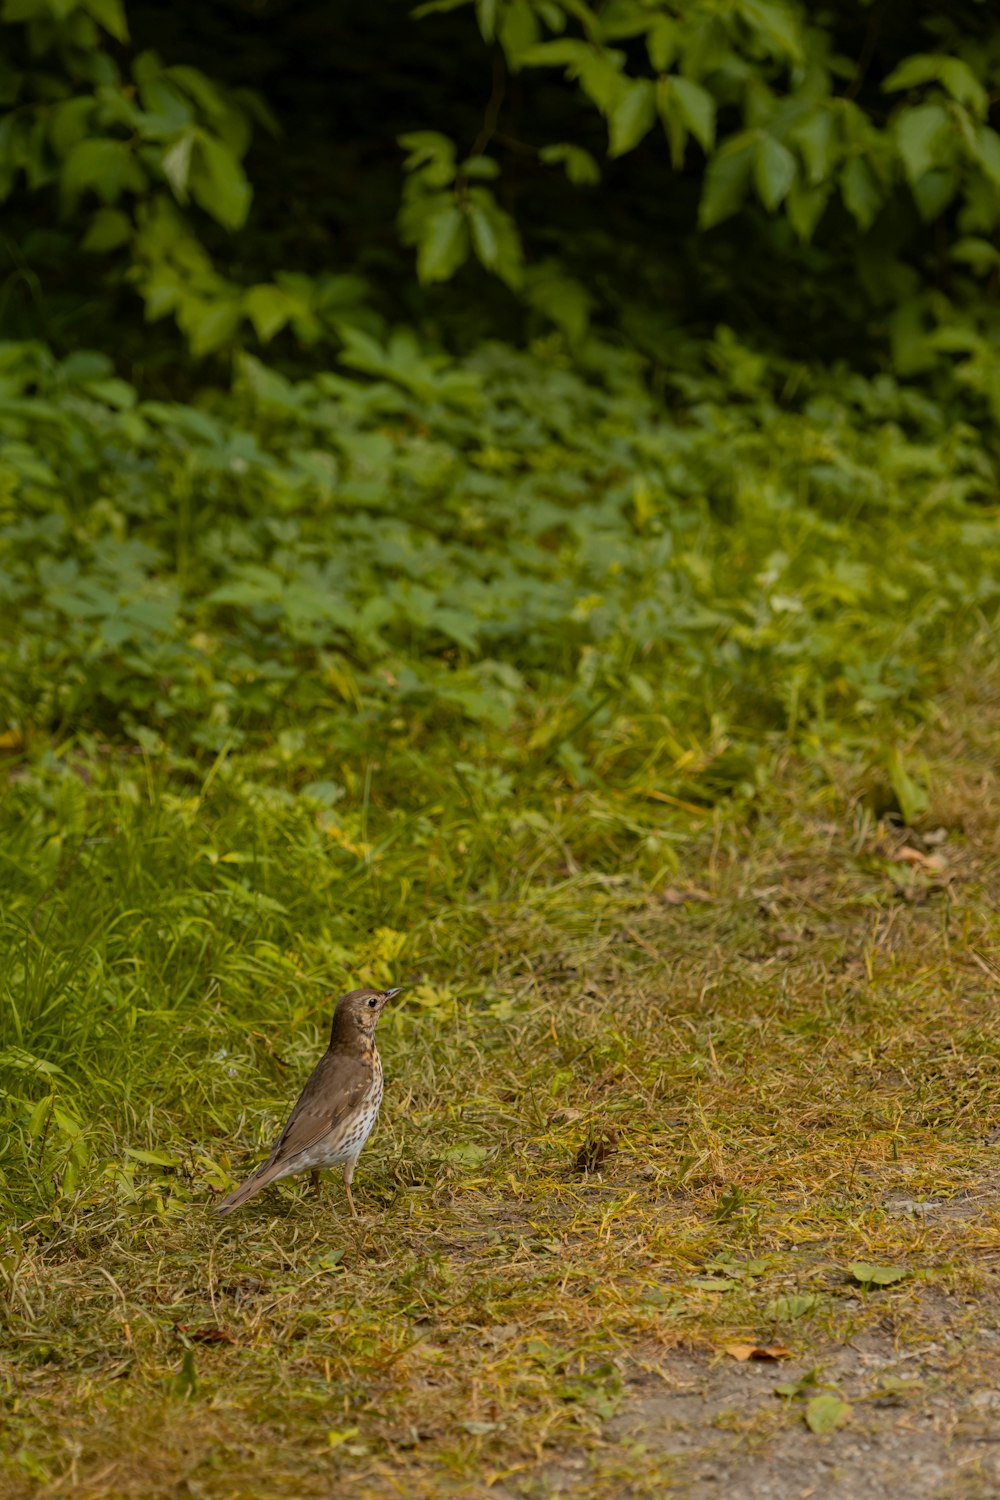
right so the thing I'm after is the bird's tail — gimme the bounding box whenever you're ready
[213,1158,285,1216]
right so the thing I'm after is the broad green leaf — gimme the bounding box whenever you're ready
[971,126,1000,188]
[190,132,251,229]
[786,181,829,241]
[849,1262,910,1287]
[524,265,592,342]
[416,201,470,283]
[539,142,600,186]
[61,138,146,205]
[399,130,457,184]
[49,96,96,157]
[754,135,796,210]
[82,0,127,41]
[467,201,499,268]
[646,17,677,72]
[885,54,987,120]
[596,0,651,42]
[883,54,943,93]
[951,237,1000,274]
[657,76,687,170]
[912,167,956,223]
[608,78,656,157]
[885,749,929,824]
[894,104,950,186]
[739,0,803,62]
[499,0,540,67]
[577,52,627,115]
[670,76,715,153]
[841,156,882,229]
[161,131,194,199]
[475,0,496,41]
[466,189,523,286]
[244,284,293,341]
[792,110,835,185]
[699,135,756,228]
[518,39,591,67]
[766,1293,818,1319]
[805,1393,850,1434]
[461,155,499,180]
[939,58,988,119]
[182,297,243,357]
[81,206,131,251]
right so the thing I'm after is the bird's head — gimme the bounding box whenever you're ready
[331,986,403,1044]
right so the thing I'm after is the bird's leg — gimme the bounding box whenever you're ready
[342,1159,358,1218]
[310,1169,322,1196]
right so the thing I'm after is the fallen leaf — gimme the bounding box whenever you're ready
[178,1324,237,1345]
[895,845,946,872]
[805,1392,851,1433]
[662,886,715,905]
[724,1343,793,1361]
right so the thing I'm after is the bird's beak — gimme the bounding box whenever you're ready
[382,986,406,1001]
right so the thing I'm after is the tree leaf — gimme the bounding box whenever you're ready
[244,284,293,341]
[786,181,829,241]
[466,187,522,286]
[475,0,497,42]
[81,206,132,252]
[805,1393,850,1434]
[754,135,797,210]
[161,131,194,199]
[608,78,656,157]
[539,142,600,186]
[81,0,128,41]
[894,104,950,186]
[416,201,470,283]
[841,156,882,229]
[190,132,252,229]
[699,135,756,228]
[884,53,988,120]
[61,138,145,205]
[670,76,715,153]
[792,110,835,185]
[970,126,1000,188]
[647,17,677,72]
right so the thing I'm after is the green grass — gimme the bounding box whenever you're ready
[2,637,1000,1497]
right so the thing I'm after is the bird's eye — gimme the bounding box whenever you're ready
[368,997,378,1008]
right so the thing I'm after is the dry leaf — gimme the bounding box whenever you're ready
[896,846,946,872]
[663,886,715,906]
[723,1342,793,1361]
[178,1324,238,1346]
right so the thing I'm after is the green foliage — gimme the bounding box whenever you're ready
[2,0,1000,384]
[2,330,996,780]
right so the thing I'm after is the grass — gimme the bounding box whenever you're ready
[2,631,1000,1498]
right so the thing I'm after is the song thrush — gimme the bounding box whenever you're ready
[214,986,401,1218]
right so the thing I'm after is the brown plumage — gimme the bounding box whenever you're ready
[214,986,401,1218]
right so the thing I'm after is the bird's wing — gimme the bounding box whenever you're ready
[265,1050,372,1167]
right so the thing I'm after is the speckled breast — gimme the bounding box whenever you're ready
[326,1053,384,1165]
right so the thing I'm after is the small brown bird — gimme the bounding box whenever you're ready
[214,986,401,1218]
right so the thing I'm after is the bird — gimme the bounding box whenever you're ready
[214,986,402,1218]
